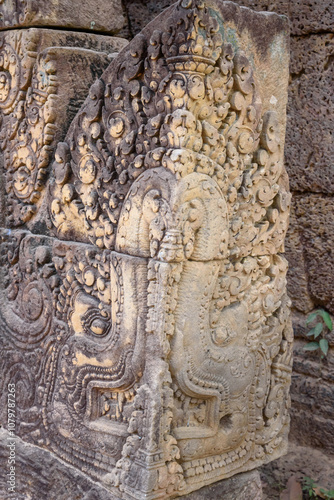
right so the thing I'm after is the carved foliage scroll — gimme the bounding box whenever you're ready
[0,30,127,228]
[0,1,291,499]
[0,31,57,224]
[50,1,290,260]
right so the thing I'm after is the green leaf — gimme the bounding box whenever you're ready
[307,328,316,337]
[306,312,318,324]
[304,342,319,351]
[314,322,323,338]
[319,338,329,356]
[318,310,333,331]
[306,323,323,337]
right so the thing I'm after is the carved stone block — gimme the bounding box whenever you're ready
[286,34,334,194]
[0,1,291,498]
[123,0,334,37]
[0,0,126,34]
[0,427,263,500]
[0,28,127,228]
[291,194,334,314]
[285,206,314,314]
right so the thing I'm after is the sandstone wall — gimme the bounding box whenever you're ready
[0,1,292,498]
[120,0,334,454]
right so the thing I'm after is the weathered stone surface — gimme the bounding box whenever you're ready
[237,0,334,36]
[0,428,263,500]
[286,35,334,194]
[120,0,175,39]
[287,191,334,455]
[122,0,334,36]
[0,428,118,500]
[285,205,314,314]
[0,1,291,499]
[287,312,334,454]
[292,194,334,314]
[183,469,262,499]
[261,442,334,499]
[290,368,334,454]
[0,0,126,34]
[291,372,334,423]
[0,28,127,229]
[119,0,334,459]
[288,0,334,35]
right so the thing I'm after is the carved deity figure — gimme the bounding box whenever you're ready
[0,1,291,498]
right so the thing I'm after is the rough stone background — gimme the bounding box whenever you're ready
[118,0,334,457]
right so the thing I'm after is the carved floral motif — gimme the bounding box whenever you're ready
[0,31,58,224]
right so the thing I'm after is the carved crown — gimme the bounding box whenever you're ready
[162,0,223,73]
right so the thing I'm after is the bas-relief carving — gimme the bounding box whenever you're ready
[0,1,292,498]
[0,31,57,225]
[0,29,127,227]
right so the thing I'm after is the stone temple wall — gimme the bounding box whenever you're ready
[0,1,331,498]
[0,1,292,499]
[119,0,334,454]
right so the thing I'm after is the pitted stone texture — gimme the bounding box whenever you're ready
[0,0,126,34]
[293,194,334,314]
[290,327,334,455]
[281,0,333,35]
[289,310,334,455]
[122,0,334,36]
[286,34,334,194]
[230,0,334,35]
[0,28,127,229]
[285,205,314,314]
[183,470,262,499]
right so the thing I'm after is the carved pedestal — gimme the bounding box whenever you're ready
[0,1,291,499]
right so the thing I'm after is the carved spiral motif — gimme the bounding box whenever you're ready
[104,110,131,144]
[21,282,44,320]
[78,155,98,184]
[0,41,21,113]
[2,275,53,349]
[5,362,36,410]
[12,150,37,200]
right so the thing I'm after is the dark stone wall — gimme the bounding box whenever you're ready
[121,0,334,454]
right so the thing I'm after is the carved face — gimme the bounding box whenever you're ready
[49,162,239,468]
[111,166,259,462]
[49,247,147,467]
[112,165,290,470]
[0,1,292,496]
